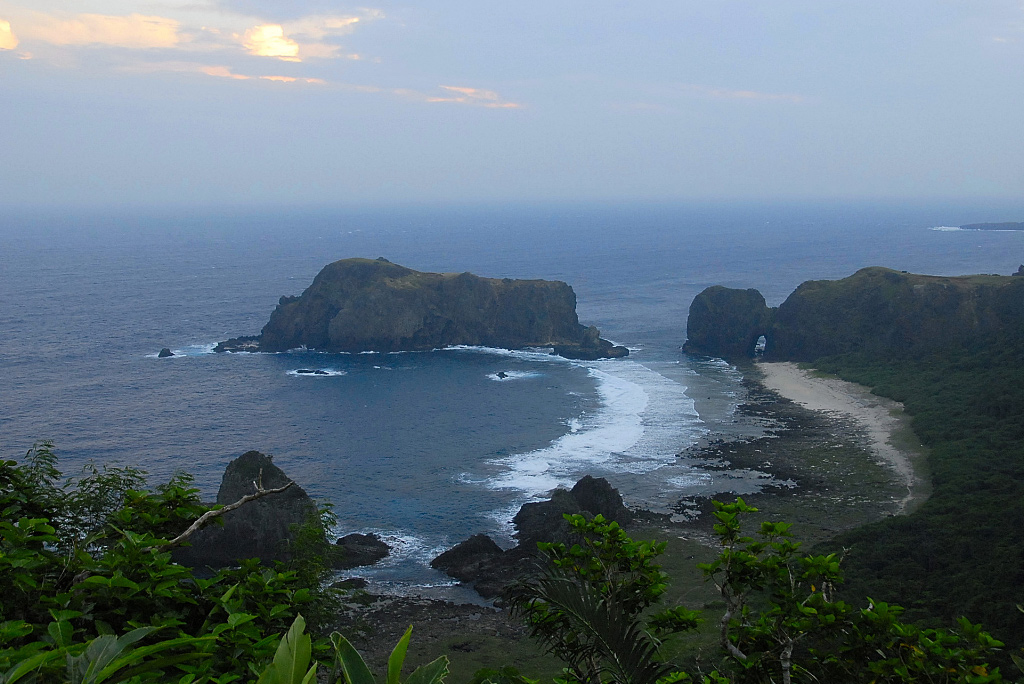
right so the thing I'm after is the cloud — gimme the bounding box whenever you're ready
[23,13,181,48]
[425,85,521,109]
[122,59,326,84]
[260,74,325,84]
[241,24,300,61]
[681,84,804,104]
[0,19,19,50]
[202,64,250,79]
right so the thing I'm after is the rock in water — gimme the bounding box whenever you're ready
[335,533,391,569]
[172,450,319,568]
[217,258,628,359]
[683,286,773,359]
[158,348,174,358]
[431,534,505,580]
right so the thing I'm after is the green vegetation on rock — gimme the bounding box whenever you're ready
[217,258,627,359]
[683,266,1024,646]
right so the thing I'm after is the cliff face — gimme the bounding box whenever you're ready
[683,267,1024,361]
[682,286,774,359]
[769,267,1024,361]
[221,258,627,358]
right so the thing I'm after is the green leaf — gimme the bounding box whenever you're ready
[2,648,67,684]
[387,627,412,684]
[258,615,313,684]
[47,620,73,648]
[330,631,376,684]
[404,657,449,684]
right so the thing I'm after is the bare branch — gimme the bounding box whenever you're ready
[158,480,294,551]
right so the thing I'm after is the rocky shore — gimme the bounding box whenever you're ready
[321,362,927,677]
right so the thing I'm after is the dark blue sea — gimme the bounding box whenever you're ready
[2,201,1022,599]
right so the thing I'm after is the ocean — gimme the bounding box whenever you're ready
[2,201,1022,599]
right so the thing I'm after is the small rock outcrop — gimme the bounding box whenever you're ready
[682,286,773,359]
[431,476,635,598]
[158,348,174,358]
[172,451,320,568]
[514,475,633,545]
[217,258,628,360]
[335,533,390,569]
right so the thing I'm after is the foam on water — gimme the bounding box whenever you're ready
[145,343,217,358]
[286,368,347,377]
[930,226,963,231]
[487,370,542,381]
[473,359,708,515]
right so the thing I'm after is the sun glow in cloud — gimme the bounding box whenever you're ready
[202,65,250,80]
[427,85,521,108]
[0,19,19,50]
[122,60,326,85]
[25,13,180,48]
[242,24,300,61]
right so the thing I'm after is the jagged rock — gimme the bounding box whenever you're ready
[158,348,174,358]
[432,476,635,598]
[214,335,259,353]
[430,534,505,581]
[335,533,390,569]
[332,577,368,590]
[683,286,774,358]
[217,258,628,359]
[570,475,634,525]
[172,450,319,568]
[513,489,581,545]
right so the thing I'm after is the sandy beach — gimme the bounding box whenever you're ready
[757,361,925,513]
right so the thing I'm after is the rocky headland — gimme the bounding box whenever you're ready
[683,266,1024,361]
[217,258,628,360]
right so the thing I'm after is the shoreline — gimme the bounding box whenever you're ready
[755,361,927,515]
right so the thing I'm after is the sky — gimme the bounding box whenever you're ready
[1,0,1022,207]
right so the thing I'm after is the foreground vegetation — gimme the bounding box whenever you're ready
[3,445,1021,683]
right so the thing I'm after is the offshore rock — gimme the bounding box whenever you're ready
[683,286,773,359]
[335,533,391,569]
[430,534,506,584]
[158,348,174,358]
[172,450,319,568]
[217,258,628,359]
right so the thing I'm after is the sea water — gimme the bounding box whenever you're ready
[2,201,1022,597]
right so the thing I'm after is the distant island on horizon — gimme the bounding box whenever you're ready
[960,221,1024,230]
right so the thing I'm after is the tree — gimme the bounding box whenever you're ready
[507,514,701,684]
